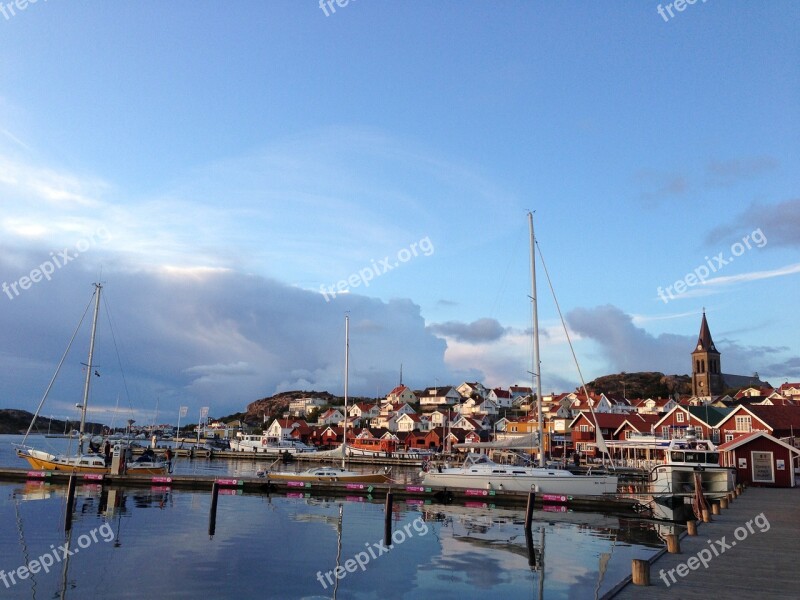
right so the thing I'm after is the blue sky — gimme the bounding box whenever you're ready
[1,1,798,424]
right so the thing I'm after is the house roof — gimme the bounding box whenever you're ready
[492,388,511,398]
[686,405,732,426]
[717,431,800,454]
[388,384,410,396]
[613,413,662,435]
[746,405,800,429]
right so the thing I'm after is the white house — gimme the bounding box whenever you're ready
[488,388,513,409]
[456,382,488,400]
[318,408,345,426]
[266,418,307,440]
[395,413,430,433]
[386,385,417,404]
[418,386,460,406]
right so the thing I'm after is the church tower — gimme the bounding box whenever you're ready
[691,311,724,398]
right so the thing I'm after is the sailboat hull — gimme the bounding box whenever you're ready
[17,448,168,476]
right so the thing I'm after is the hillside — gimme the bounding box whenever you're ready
[243,390,376,422]
[582,372,692,399]
[0,409,106,435]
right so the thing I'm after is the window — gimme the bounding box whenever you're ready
[735,416,752,432]
[676,412,684,423]
[711,429,720,443]
[662,426,671,437]
[725,433,734,443]
[580,424,589,432]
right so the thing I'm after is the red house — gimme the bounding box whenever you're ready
[718,431,800,488]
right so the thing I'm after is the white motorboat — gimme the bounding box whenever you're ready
[420,453,618,495]
[644,428,735,521]
[229,434,318,455]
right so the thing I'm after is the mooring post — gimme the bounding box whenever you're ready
[209,482,219,536]
[524,490,535,531]
[702,508,711,523]
[686,520,698,536]
[384,492,394,547]
[665,534,680,554]
[711,502,721,515]
[64,474,77,532]
[632,559,650,586]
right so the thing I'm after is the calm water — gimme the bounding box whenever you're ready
[1,436,663,599]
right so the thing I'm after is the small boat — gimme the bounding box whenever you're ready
[642,427,735,521]
[264,465,391,484]
[261,316,391,484]
[16,283,170,476]
[345,436,397,456]
[420,453,618,495]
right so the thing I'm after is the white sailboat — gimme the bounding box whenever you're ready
[16,283,169,475]
[264,315,391,484]
[421,213,618,496]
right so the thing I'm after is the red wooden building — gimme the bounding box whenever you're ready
[718,431,800,488]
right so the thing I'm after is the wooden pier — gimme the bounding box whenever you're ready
[0,466,639,514]
[609,486,800,599]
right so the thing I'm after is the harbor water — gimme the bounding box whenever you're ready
[1,435,663,599]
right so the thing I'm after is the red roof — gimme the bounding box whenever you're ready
[717,431,800,454]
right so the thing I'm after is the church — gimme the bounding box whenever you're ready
[690,312,770,400]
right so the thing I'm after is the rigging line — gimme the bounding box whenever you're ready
[21,293,94,447]
[102,290,136,421]
[534,239,614,469]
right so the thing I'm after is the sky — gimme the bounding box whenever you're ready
[0,1,798,425]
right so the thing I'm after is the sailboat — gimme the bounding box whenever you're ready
[16,283,169,476]
[264,315,392,484]
[420,213,618,495]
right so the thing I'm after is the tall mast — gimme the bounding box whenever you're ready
[342,314,349,469]
[79,282,102,454]
[528,213,544,468]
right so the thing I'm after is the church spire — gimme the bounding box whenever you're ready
[696,310,717,353]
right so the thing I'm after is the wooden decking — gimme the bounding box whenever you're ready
[611,486,800,599]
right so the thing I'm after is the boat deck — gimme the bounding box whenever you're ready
[610,485,800,599]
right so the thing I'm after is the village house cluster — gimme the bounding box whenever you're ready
[208,313,800,487]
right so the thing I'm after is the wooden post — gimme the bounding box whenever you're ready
[720,497,729,509]
[632,559,650,586]
[711,502,720,515]
[686,520,698,536]
[524,491,535,531]
[384,492,394,547]
[209,482,219,536]
[727,492,734,502]
[665,534,680,554]
[64,474,77,532]
[702,508,711,523]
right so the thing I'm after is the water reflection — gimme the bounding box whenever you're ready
[1,440,664,599]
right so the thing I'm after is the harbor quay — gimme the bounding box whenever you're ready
[609,486,800,599]
[0,466,641,513]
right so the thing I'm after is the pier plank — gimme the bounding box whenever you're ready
[610,486,800,600]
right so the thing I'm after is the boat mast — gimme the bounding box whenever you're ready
[528,212,545,468]
[79,282,102,454]
[342,314,349,470]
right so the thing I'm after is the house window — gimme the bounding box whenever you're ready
[725,433,734,443]
[625,430,632,440]
[711,429,720,443]
[579,425,589,433]
[676,412,684,423]
[734,416,752,432]
[662,426,670,437]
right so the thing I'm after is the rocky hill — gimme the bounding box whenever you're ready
[582,372,692,399]
[243,390,377,422]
